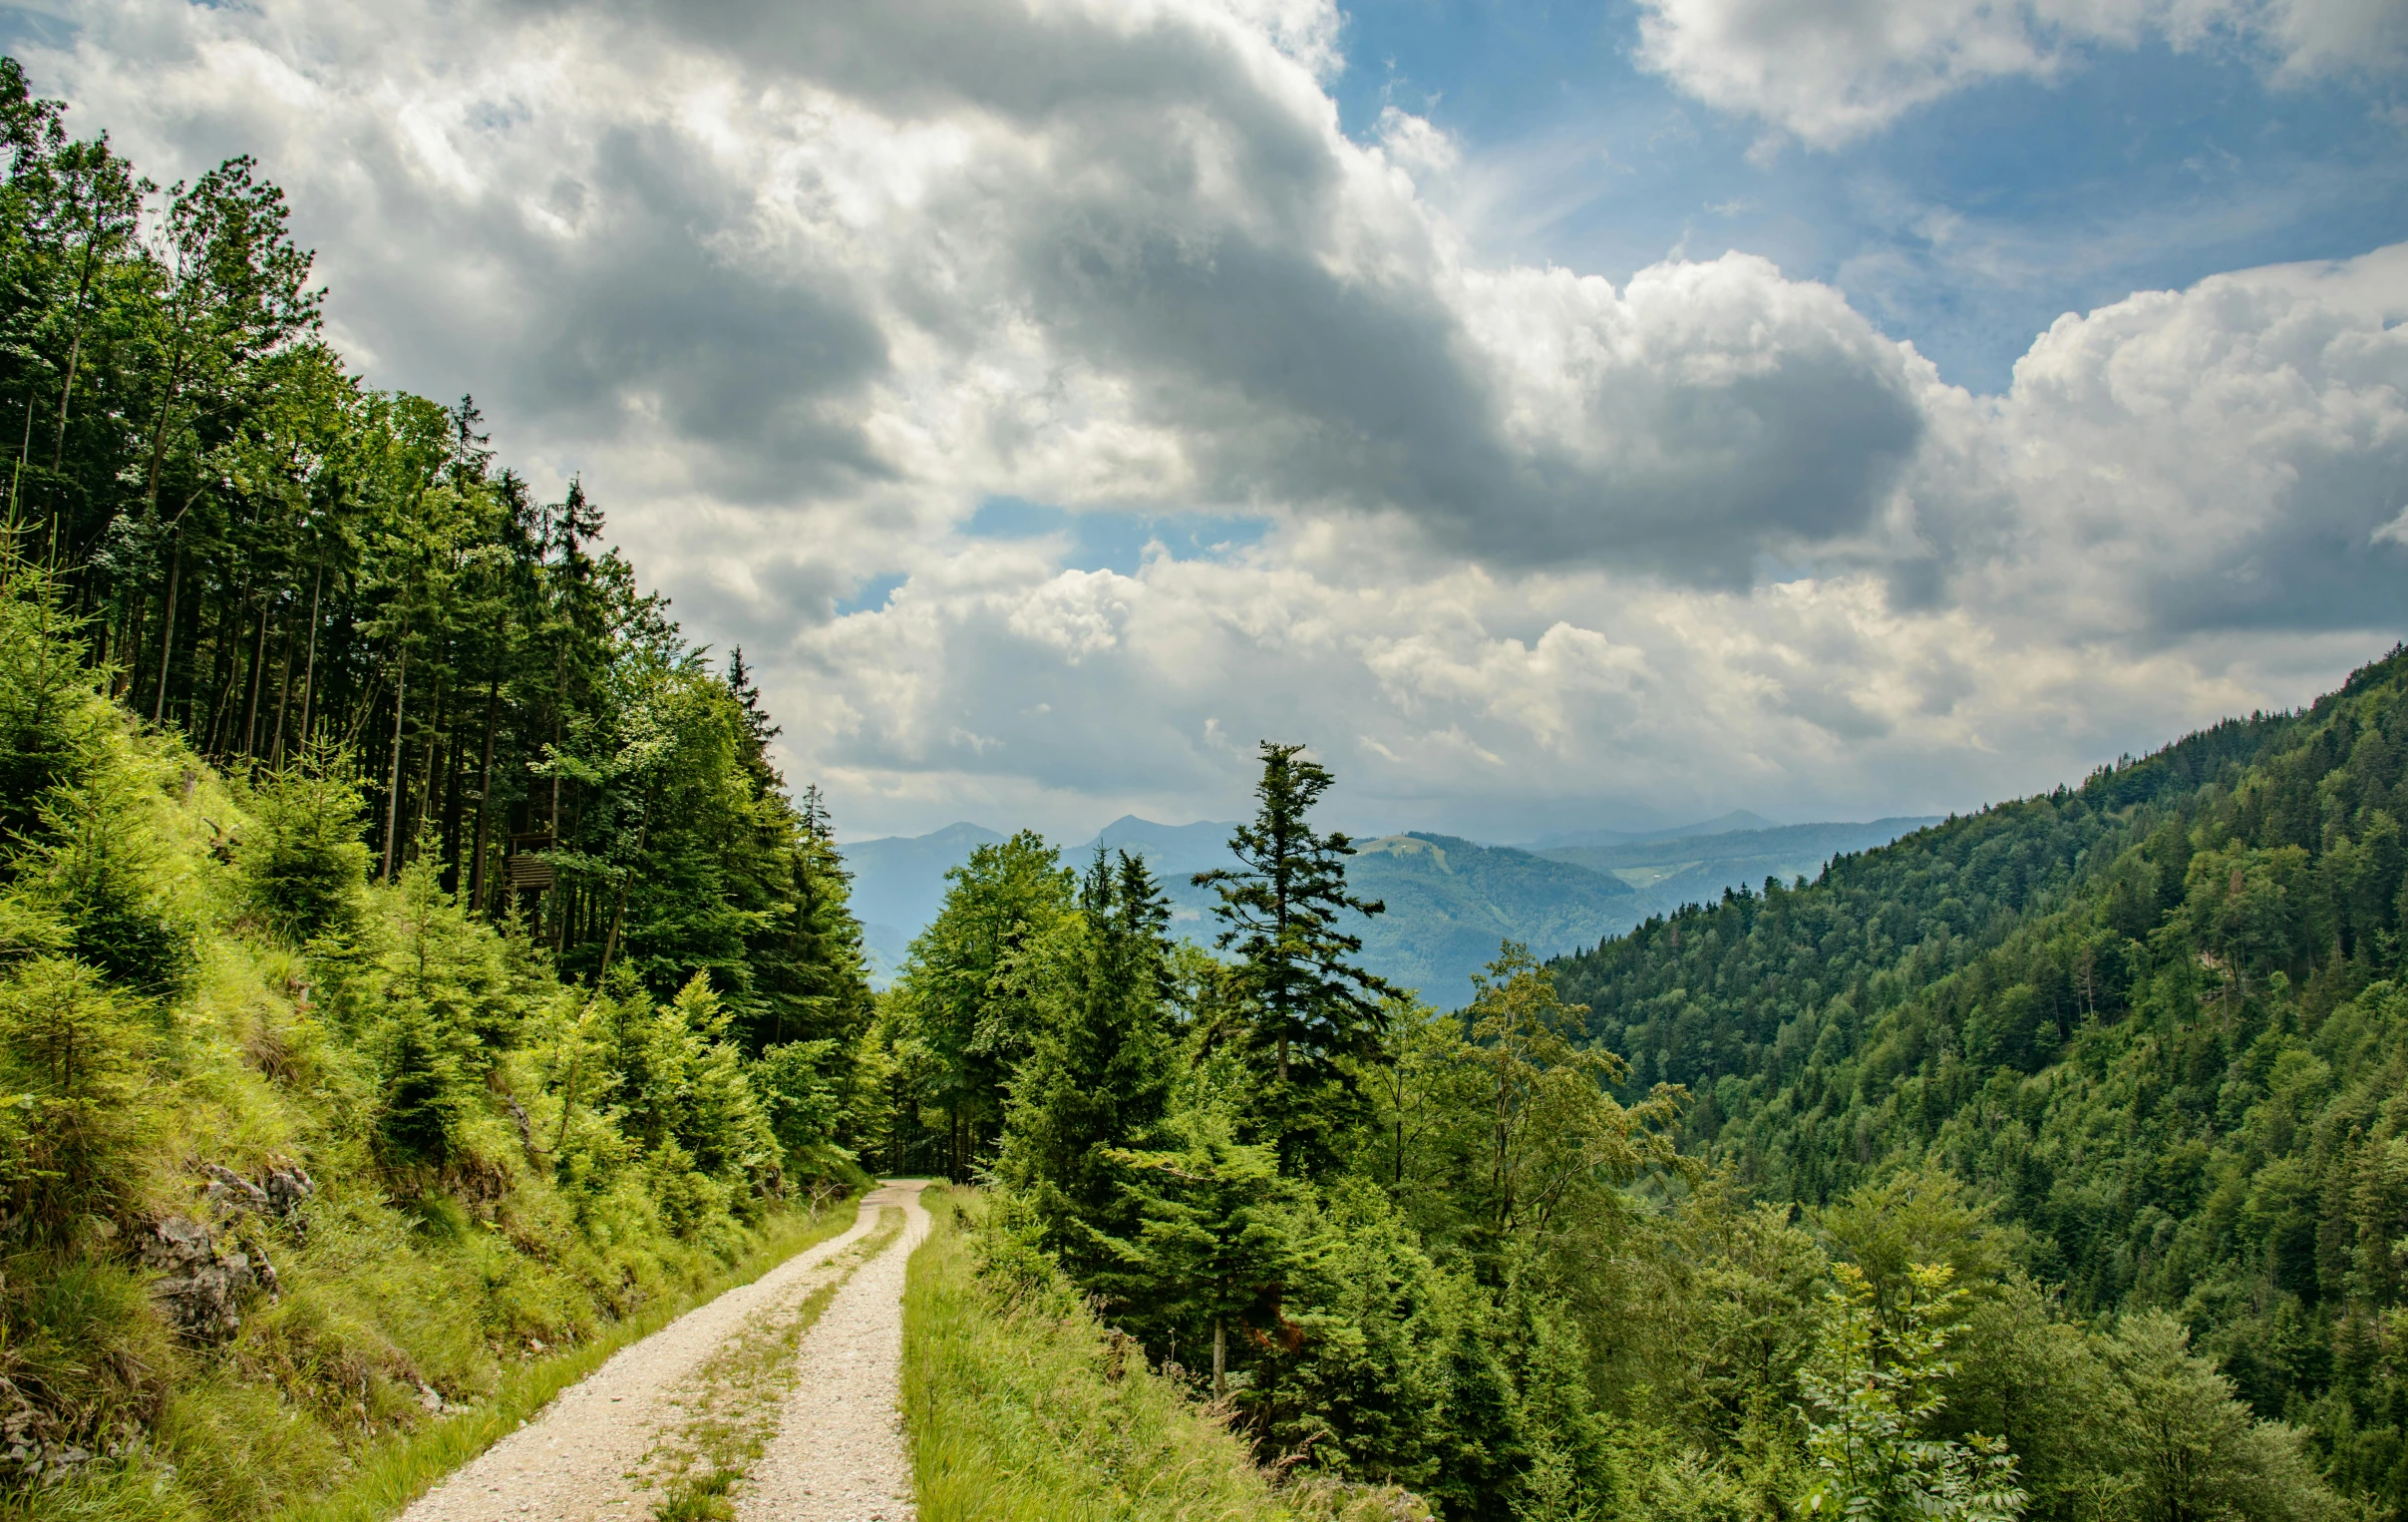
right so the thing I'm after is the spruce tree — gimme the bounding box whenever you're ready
[1195,740,1391,1174]
[1000,847,1175,1280]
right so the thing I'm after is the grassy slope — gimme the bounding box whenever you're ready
[4,711,860,1522]
[900,1187,1429,1522]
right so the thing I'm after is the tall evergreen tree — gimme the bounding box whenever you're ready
[999,846,1177,1281]
[893,830,1076,1178]
[1195,740,1392,1174]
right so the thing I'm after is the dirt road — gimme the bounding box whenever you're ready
[737,1179,931,1520]
[398,1181,929,1522]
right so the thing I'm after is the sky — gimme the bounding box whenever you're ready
[4,0,2403,843]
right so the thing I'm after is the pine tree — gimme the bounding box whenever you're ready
[893,830,1075,1178]
[1194,740,1391,1175]
[999,847,1176,1281]
[1105,1112,1297,1405]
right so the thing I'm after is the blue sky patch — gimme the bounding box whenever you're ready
[834,572,908,617]
[1332,1,2407,392]
[962,497,1270,575]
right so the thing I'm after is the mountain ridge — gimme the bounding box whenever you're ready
[840,812,1938,1001]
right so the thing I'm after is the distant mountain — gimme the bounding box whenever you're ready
[1345,834,1641,1008]
[837,822,1008,980]
[1084,815,1242,883]
[1522,809,1782,851]
[1534,817,1942,920]
[836,812,1942,1004]
[1085,821,1647,1004]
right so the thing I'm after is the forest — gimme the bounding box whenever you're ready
[0,60,887,1520]
[881,667,2405,1521]
[0,51,2404,1522]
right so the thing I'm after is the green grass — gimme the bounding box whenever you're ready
[901,1187,1429,1522]
[264,1194,862,1522]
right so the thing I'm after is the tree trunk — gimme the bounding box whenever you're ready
[549,644,565,837]
[150,538,180,725]
[143,304,192,513]
[411,674,445,865]
[7,399,30,520]
[240,594,269,757]
[205,585,249,756]
[381,644,408,881]
[293,557,323,754]
[1213,1318,1227,1403]
[51,190,103,481]
[119,582,143,701]
[470,655,502,912]
[441,702,465,894]
[267,618,296,768]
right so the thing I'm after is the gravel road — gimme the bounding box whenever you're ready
[737,1179,931,1522]
[398,1188,910,1522]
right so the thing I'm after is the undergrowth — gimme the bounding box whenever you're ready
[273,1195,861,1522]
[0,668,874,1522]
[901,1186,1430,1522]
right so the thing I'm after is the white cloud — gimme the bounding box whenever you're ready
[17,0,2408,840]
[1634,0,2408,148]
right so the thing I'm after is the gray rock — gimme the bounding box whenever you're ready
[201,1162,315,1239]
[143,1216,276,1339]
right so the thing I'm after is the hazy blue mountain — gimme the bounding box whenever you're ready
[837,822,1008,980]
[1086,820,1647,1004]
[837,812,1940,1002]
[1345,834,1642,1007]
[1535,817,1942,921]
[1084,815,1242,882]
[1522,809,1782,851]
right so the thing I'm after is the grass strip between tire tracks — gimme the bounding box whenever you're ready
[637,1205,908,1521]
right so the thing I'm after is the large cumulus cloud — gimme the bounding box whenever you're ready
[17,0,2407,838]
[36,0,1931,579]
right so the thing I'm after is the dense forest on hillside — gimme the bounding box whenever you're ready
[1546,644,2408,1512]
[0,64,886,1519]
[872,674,2403,1521]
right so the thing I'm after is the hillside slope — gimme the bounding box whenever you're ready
[1536,816,1941,911]
[1550,644,2408,1512]
[1347,833,1638,1004]
[0,558,874,1519]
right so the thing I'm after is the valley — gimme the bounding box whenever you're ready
[845,811,1939,1004]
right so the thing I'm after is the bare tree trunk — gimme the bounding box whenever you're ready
[549,645,565,837]
[470,655,502,911]
[204,584,249,756]
[293,557,323,754]
[1213,1319,1226,1403]
[7,400,30,520]
[410,675,445,864]
[240,594,269,757]
[151,539,179,725]
[267,618,296,768]
[381,643,408,881]
[51,189,102,484]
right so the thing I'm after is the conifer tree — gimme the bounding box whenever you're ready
[1195,740,1391,1174]
[893,830,1075,1178]
[999,846,1176,1279]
